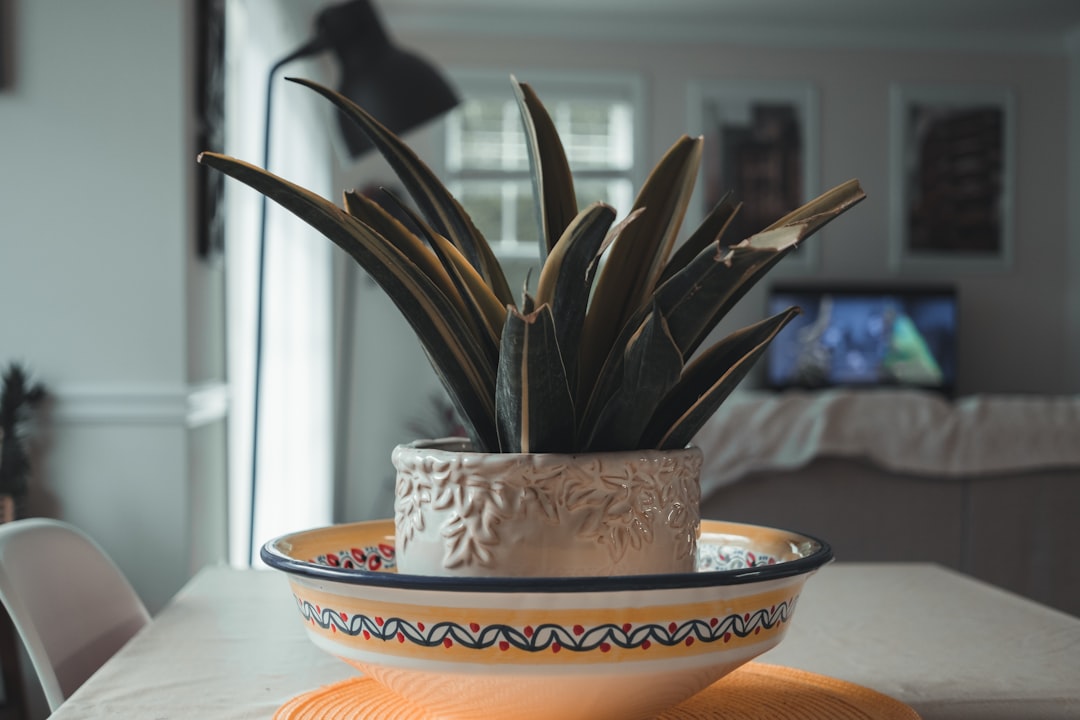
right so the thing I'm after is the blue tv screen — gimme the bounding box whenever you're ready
[765,283,958,395]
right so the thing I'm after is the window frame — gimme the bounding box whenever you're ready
[432,69,648,260]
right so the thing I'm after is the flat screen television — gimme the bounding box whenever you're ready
[764,283,958,396]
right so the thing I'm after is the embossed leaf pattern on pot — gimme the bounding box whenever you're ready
[561,459,611,539]
[521,478,561,524]
[665,454,703,549]
[438,470,527,569]
[595,464,660,562]
[441,511,499,568]
[394,473,430,550]
[438,462,570,569]
[394,442,703,575]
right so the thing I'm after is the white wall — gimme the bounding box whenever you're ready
[0,0,227,618]
[336,20,1079,521]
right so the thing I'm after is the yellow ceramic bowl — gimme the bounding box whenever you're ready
[262,519,831,720]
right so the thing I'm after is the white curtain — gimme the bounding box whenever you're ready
[224,0,334,566]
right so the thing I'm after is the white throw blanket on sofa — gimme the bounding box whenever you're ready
[692,389,1080,496]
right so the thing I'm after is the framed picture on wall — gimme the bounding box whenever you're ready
[888,84,1015,271]
[0,0,12,90]
[688,80,820,268]
[195,0,226,261]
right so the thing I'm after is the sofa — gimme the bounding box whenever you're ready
[693,389,1080,617]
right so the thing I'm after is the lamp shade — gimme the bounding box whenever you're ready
[314,0,459,158]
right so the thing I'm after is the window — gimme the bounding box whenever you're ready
[440,72,644,259]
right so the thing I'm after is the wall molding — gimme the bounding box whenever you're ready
[52,382,230,428]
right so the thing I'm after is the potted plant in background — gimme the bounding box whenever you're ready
[199,76,864,578]
[0,363,47,523]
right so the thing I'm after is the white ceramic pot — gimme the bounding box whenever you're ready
[392,438,703,577]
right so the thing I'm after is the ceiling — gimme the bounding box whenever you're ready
[379,0,1080,52]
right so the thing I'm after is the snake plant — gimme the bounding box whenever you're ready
[199,77,864,454]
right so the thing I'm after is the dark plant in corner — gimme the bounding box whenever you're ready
[199,77,865,454]
[0,362,47,502]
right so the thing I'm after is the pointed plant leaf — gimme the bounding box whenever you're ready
[581,303,684,452]
[760,177,866,237]
[576,178,865,450]
[495,304,575,453]
[588,207,645,282]
[513,78,578,261]
[521,276,535,314]
[535,203,616,306]
[578,135,702,401]
[651,176,865,367]
[197,151,499,451]
[656,190,741,286]
[534,202,617,389]
[341,190,479,340]
[656,242,788,361]
[368,189,506,354]
[659,178,866,360]
[580,241,778,434]
[640,307,800,450]
[287,76,515,307]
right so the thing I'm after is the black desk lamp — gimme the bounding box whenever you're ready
[249,0,459,564]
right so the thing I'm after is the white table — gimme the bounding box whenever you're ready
[50,563,1080,719]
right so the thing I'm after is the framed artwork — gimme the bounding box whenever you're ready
[0,0,12,90]
[195,0,226,261]
[888,84,1015,271]
[688,80,820,268]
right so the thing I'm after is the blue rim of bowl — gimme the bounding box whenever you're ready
[260,522,834,594]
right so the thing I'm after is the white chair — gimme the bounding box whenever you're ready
[0,518,150,711]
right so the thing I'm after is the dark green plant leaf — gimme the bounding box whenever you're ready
[287,76,515,307]
[578,135,702,401]
[588,208,644,281]
[198,151,499,451]
[513,78,578,261]
[580,302,684,452]
[579,179,864,447]
[363,189,505,355]
[640,307,800,450]
[343,188,466,321]
[656,178,866,360]
[344,187,502,360]
[520,277,535,314]
[201,70,867,457]
[495,304,575,453]
[761,177,865,235]
[657,242,789,361]
[579,242,782,438]
[656,190,740,286]
[535,202,617,390]
[655,178,866,358]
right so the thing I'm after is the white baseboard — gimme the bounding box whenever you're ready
[52,382,230,428]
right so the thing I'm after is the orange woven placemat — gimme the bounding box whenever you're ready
[662,663,921,719]
[274,662,921,719]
